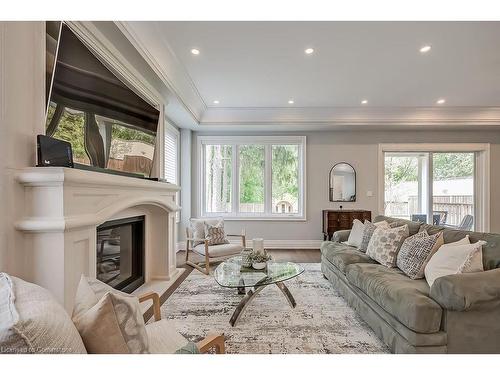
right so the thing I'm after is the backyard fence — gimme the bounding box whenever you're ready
[385,195,473,226]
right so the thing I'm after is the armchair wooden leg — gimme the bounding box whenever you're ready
[185,241,190,263]
[205,242,210,274]
[197,335,225,354]
[186,260,210,275]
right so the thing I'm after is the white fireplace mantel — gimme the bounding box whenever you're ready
[16,167,182,312]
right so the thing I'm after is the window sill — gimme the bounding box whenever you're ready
[200,215,306,222]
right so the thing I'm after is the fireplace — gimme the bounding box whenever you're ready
[96,216,145,293]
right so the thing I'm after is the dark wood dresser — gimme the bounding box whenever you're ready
[322,210,371,240]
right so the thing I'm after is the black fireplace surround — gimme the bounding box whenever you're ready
[96,216,145,293]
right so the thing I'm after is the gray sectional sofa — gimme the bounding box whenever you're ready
[321,215,500,354]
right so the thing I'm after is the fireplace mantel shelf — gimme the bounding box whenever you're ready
[16,167,181,190]
[15,167,180,233]
[16,166,182,312]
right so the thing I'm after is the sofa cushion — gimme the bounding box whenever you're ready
[0,273,87,354]
[345,263,443,334]
[146,320,189,354]
[193,243,243,258]
[321,242,377,274]
[374,215,422,236]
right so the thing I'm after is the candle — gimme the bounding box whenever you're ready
[253,238,264,253]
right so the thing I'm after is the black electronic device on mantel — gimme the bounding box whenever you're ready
[37,134,74,168]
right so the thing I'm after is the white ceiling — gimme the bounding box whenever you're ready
[119,21,500,130]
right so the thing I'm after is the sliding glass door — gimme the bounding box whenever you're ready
[384,153,429,221]
[432,152,475,230]
[384,151,476,230]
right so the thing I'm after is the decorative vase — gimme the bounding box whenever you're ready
[241,249,252,268]
[252,262,266,270]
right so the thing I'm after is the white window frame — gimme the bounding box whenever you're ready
[164,122,180,222]
[378,143,490,232]
[198,136,306,221]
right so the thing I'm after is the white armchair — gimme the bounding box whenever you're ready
[185,218,246,275]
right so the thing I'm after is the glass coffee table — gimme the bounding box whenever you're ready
[214,256,304,326]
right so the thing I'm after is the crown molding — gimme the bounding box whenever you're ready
[199,106,500,128]
[115,21,206,124]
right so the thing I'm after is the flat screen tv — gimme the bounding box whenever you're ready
[45,23,160,177]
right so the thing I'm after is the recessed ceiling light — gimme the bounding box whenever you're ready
[190,48,200,55]
[288,100,294,104]
[213,100,220,104]
[436,98,446,104]
[304,48,314,55]
[420,45,432,53]
[361,99,368,105]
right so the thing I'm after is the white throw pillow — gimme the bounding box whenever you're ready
[424,237,485,287]
[344,219,365,247]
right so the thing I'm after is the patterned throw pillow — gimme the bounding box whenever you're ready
[204,222,229,246]
[190,218,224,246]
[396,231,444,279]
[366,224,409,267]
[358,220,390,252]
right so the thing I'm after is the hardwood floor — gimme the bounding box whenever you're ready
[176,248,321,267]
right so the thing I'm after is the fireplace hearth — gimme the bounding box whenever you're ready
[97,216,145,293]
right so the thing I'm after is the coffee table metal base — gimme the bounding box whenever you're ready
[229,281,296,327]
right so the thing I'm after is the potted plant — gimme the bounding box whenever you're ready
[249,250,272,270]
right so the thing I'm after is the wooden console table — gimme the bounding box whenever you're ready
[322,210,371,240]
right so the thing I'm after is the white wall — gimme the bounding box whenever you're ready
[189,130,500,245]
[0,22,45,275]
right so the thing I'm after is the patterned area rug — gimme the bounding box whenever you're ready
[161,263,389,354]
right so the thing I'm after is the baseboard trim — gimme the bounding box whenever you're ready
[176,239,322,252]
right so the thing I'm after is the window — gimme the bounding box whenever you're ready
[164,123,179,184]
[380,144,490,232]
[164,123,180,221]
[199,136,306,219]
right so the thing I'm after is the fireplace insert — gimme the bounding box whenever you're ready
[96,216,145,293]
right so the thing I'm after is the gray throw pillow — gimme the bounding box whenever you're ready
[396,231,444,279]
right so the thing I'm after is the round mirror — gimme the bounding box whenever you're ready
[329,162,356,202]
